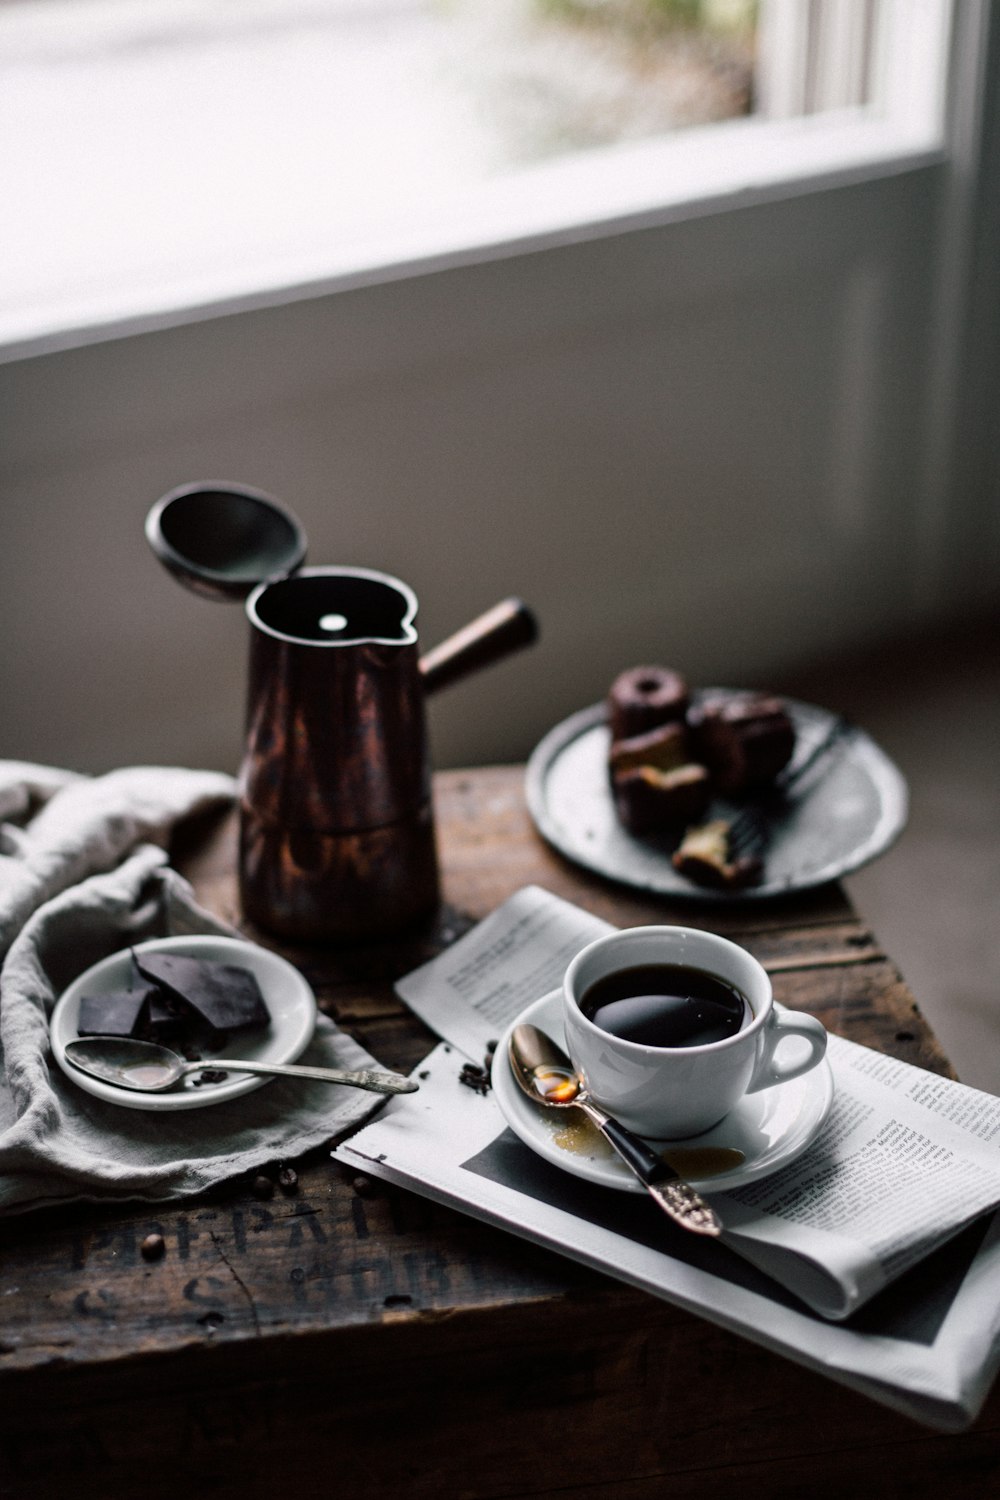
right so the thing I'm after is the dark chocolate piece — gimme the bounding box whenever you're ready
[77,985,157,1038]
[143,988,190,1044]
[131,952,270,1042]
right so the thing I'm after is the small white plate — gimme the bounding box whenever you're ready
[51,935,317,1111]
[491,989,834,1194]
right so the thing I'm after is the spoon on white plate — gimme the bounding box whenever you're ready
[64,1036,418,1095]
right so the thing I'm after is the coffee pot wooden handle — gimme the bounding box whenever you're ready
[419,598,538,695]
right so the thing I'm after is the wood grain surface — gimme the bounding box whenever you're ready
[0,767,995,1500]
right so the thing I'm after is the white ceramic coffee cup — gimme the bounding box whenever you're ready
[563,925,827,1139]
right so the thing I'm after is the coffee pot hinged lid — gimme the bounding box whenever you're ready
[146,481,308,601]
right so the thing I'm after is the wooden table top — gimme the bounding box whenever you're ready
[1,765,996,1500]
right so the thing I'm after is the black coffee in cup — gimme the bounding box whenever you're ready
[580,963,751,1048]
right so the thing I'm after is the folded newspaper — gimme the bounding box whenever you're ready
[334,885,1000,1430]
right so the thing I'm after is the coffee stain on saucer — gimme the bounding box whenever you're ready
[551,1113,615,1158]
[546,1113,744,1177]
[660,1146,745,1178]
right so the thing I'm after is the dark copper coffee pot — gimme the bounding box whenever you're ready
[146,482,537,942]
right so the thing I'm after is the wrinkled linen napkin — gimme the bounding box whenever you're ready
[0,760,389,1214]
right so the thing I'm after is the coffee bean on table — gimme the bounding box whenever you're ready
[140,1233,166,1262]
[251,1174,275,1200]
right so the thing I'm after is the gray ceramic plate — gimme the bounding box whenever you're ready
[525,694,908,902]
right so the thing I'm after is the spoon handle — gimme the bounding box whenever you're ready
[577,1096,722,1237]
[193,1060,418,1094]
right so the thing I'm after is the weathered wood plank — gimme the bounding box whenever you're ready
[3,1286,1000,1500]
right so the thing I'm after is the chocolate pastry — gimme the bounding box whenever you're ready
[672,819,763,889]
[608,720,690,780]
[688,693,795,795]
[613,762,711,838]
[607,665,690,741]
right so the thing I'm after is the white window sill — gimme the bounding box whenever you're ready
[0,106,945,367]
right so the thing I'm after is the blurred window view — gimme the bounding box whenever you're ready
[0,0,945,344]
[2,0,760,179]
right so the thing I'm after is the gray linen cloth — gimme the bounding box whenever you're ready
[0,761,388,1213]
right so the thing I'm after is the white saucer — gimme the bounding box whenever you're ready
[491,989,834,1194]
[50,935,317,1111]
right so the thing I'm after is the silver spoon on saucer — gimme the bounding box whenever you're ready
[64,1037,418,1095]
[509,1023,723,1236]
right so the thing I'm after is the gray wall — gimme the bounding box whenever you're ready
[1,167,996,778]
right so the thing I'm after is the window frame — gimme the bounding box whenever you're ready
[0,0,958,365]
